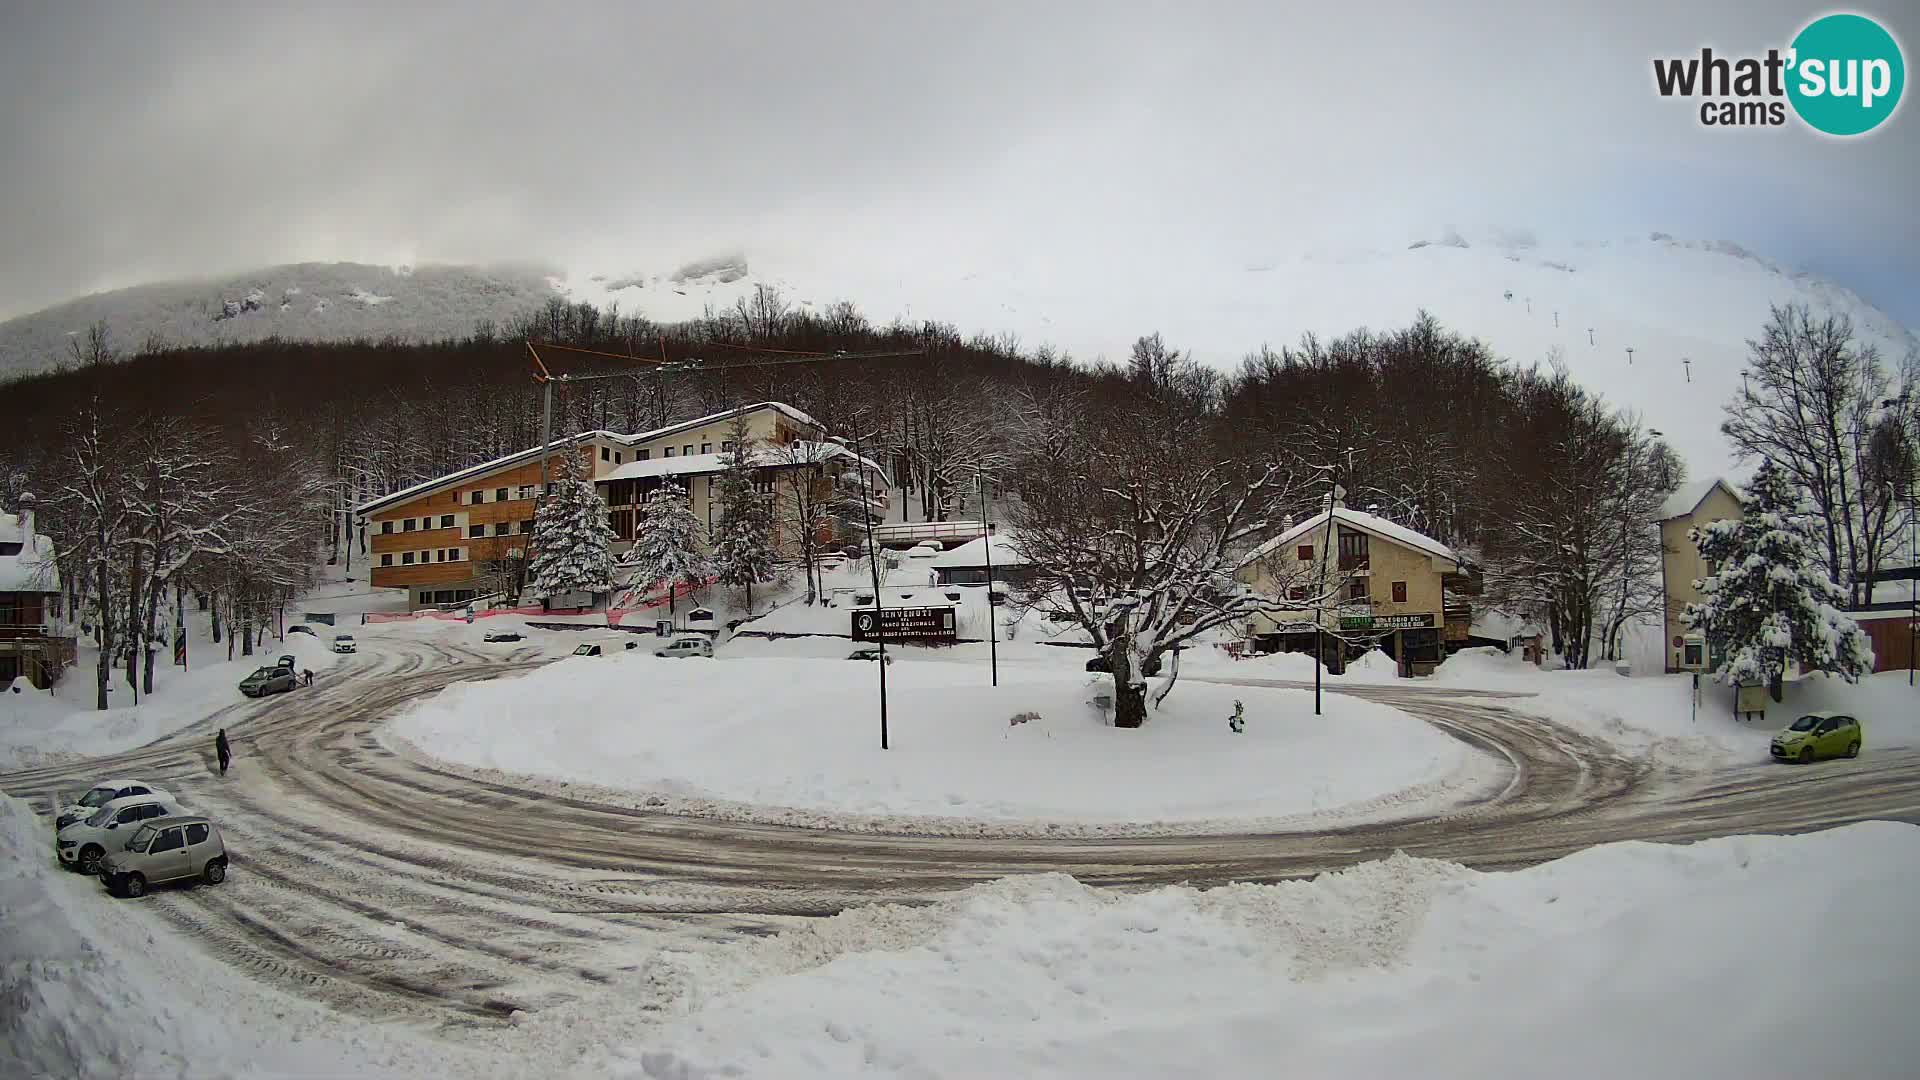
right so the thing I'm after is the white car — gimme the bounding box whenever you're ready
[53,779,174,832]
[332,633,357,654]
[56,793,187,875]
[654,636,713,659]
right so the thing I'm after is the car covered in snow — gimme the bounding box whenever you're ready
[847,646,893,664]
[332,633,357,654]
[287,624,317,637]
[53,779,173,831]
[99,816,228,898]
[56,794,186,874]
[484,629,524,643]
[654,636,713,659]
[1770,711,1862,763]
[571,642,603,657]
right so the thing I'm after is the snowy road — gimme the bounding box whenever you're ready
[5,637,1918,1028]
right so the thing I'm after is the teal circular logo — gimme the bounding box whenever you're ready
[1787,13,1905,136]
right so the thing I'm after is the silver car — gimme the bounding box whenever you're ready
[98,816,229,898]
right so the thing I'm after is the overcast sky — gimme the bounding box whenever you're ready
[1,1,1914,324]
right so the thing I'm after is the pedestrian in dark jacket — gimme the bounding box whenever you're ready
[215,729,231,775]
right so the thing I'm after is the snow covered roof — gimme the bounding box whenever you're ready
[1240,507,1457,568]
[928,532,1028,569]
[0,509,60,593]
[357,402,827,515]
[600,441,886,484]
[1658,477,1743,521]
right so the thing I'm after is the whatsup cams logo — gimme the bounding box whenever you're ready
[1653,12,1905,135]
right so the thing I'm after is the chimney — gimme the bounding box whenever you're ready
[15,491,33,544]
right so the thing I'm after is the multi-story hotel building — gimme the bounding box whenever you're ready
[357,402,887,609]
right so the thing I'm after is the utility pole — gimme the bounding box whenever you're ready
[1315,476,1342,716]
[853,427,890,749]
[978,467,997,687]
[1682,358,1692,383]
[1626,346,1634,366]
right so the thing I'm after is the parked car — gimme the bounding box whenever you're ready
[1771,711,1862,763]
[332,633,357,654]
[57,794,184,874]
[847,647,893,664]
[572,643,603,657]
[54,780,174,831]
[484,630,524,643]
[239,665,298,697]
[654,636,713,659]
[98,816,228,898]
[287,624,316,637]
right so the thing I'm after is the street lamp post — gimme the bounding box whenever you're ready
[852,427,890,749]
[977,468,998,688]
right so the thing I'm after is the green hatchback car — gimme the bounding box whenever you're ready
[1770,711,1862,763]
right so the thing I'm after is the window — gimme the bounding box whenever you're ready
[1338,530,1369,570]
[493,522,510,536]
[664,447,676,457]
[683,444,693,456]
[185,823,210,845]
[521,519,535,534]
[116,807,142,825]
[440,514,454,529]
[700,442,712,454]
[518,485,537,499]
[614,452,622,464]
[754,476,775,495]
[1347,578,1368,601]
[496,487,509,501]
[638,449,650,461]
[151,827,184,853]
[403,518,417,532]
[1287,586,1307,601]
[721,440,735,452]
[471,490,485,504]
[402,552,415,565]
[381,521,393,534]
[469,524,484,538]
[1392,581,1408,603]
[1296,545,1313,562]
[601,446,611,462]
[380,554,393,567]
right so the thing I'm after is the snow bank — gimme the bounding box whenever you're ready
[0,629,341,770]
[597,823,1920,1079]
[1431,647,1920,767]
[388,654,1488,835]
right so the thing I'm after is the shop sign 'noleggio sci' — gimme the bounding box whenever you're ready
[1653,11,1905,134]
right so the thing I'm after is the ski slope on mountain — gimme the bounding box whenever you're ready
[555,233,1916,480]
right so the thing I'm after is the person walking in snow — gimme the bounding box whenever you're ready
[215,728,231,776]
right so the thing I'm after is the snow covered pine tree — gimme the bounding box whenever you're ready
[1683,459,1874,689]
[527,450,616,602]
[710,414,776,613]
[627,480,712,619]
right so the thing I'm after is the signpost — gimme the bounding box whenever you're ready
[851,606,958,643]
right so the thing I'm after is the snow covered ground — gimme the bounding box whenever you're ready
[1423,647,1920,769]
[0,622,341,772]
[7,781,1915,1079]
[387,647,1490,836]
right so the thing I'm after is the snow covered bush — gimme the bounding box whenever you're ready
[1683,459,1873,685]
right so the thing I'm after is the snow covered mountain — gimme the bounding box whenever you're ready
[4,235,1913,480]
[0,262,560,377]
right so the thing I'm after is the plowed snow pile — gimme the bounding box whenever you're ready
[593,823,1920,1079]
